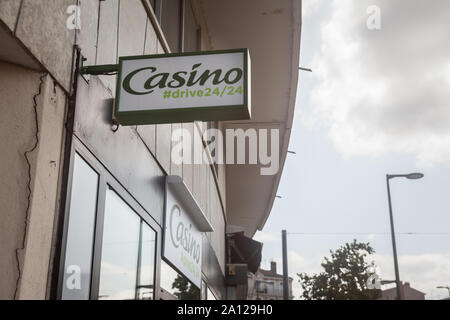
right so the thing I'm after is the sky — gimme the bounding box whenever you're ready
[254,0,450,300]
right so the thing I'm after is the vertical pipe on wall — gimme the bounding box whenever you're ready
[50,45,82,300]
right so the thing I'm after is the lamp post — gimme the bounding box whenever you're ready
[386,172,424,300]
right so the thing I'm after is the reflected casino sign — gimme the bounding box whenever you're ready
[163,184,203,288]
[114,49,251,125]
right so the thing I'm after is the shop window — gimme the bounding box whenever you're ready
[98,188,156,300]
[160,260,200,300]
[61,154,99,300]
[60,140,160,300]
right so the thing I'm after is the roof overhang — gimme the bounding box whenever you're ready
[201,0,302,236]
[0,21,42,71]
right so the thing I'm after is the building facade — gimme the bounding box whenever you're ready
[0,0,301,300]
[247,262,294,300]
[379,282,426,300]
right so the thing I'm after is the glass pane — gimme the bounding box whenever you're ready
[160,260,200,300]
[98,189,140,300]
[201,280,207,300]
[267,283,274,295]
[256,281,265,293]
[62,154,99,300]
[136,222,157,300]
[207,287,217,300]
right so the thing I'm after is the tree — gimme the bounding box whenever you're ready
[172,274,200,300]
[298,240,381,300]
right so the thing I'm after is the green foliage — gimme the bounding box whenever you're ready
[172,274,200,300]
[298,240,381,300]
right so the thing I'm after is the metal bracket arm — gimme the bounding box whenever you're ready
[80,64,118,75]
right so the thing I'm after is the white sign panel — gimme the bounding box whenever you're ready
[114,49,250,125]
[163,184,203,288]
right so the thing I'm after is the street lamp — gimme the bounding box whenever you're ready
[386,172,424,300]
[298,67,313,72]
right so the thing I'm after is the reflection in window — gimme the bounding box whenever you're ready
[201,280,217,300]
[207,287,217,300]
[62,154,99,300]
[160,260,200,300]
[137,222,157,300]
[201,280,207,300]
[98,188,156,300]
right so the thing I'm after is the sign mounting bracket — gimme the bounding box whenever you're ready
[80,64,118,75]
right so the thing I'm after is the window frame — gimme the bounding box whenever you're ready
[160,259,201,300]
[57,136,162,300]
[57,147,101,300]
[201,275,219,300]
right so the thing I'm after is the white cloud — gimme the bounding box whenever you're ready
[301,0,450,167]
[302,0,324,17]
[253,231,278,243]
[274,251,323,299]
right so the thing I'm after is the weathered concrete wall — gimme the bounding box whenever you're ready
[77,0,99,67]
[18,73,66,300]
[96,0,119,94]
[0,0,228,296]
[0,61,66,299]
[15,0,76,91]
[0,62,41,300]
[0,0,22,31]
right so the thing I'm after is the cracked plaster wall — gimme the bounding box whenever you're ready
[0,61,66,299]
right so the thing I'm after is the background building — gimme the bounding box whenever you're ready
[247,262,294,300]
[379,282,425,300]
[0,0,301,300]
